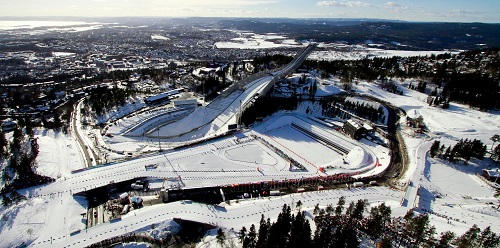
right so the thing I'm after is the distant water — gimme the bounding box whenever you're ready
[0,21,95,30]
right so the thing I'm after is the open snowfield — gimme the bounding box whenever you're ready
[35,129,84,178]
[0,197,48,247]
[255,114,378,173]
[215,32,304,49]
[426,156,493,199]
[417,140,499,234]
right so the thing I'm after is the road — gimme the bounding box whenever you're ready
[403,141,432,207]
[71,99,94,168]
[33,186,403,248]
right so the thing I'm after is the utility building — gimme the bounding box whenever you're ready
[343,119,366,140]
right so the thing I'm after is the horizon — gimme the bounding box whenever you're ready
[1,16,499,25]
[1,0,499,23]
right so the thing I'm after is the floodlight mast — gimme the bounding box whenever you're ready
[158,128,161,152]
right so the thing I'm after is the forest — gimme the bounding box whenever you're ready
[234,199,500,248]
[1,120,54,203]
[430,137,499,164]
[247,48,500,110]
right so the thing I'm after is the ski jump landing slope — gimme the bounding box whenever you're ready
[155,45,316,140]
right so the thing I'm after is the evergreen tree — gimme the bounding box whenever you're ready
[10,126,23,156]
[366,202,392,240]
[274,204,292,247]
[335,196,346,216]
[430,140,441,158]
[238,226,247,244]
[439,144,446,157]
[349,199,367,221]
[454,224,481,248]
[313,217,333,248]
[437,231,455,248]
[9,190,26,204]
[30,137,39,159]
[296,200,302,212]
[490,134,500,151]
[243,224,257,248]
[288,211,310,248]
[0,131,7,159]
[2,194,12,207]
[478,226,500,248]
[444,146,452,159]
[313,203,320,216]
[216,228,226,247]
[491,144,500,162]
[408,213,435,247]
[325,204,334,216]
[256,215,269,248]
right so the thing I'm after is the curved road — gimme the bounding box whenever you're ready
[71,99,95,168]
[34,187,402,248]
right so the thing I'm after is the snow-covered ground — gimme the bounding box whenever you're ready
[2,55,499,247]
[254,114,380,173]
[32,187,403,248]
[352,79,500,236]
[23,113,381,199]
[35,129,85,179]
[215,32,305,49]
[310,44,457,60]
[214,33,455,61]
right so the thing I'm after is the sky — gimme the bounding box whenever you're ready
[0,0,499,23]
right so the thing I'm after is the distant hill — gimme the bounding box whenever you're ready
[216,19,500,50]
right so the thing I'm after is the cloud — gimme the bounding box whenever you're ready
[155,0,279,7]
[385,2,408,12]
[451,9,476,15]
[317,1,370,8]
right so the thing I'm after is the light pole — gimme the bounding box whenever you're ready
[239,100,242,127]
[158,128,161,152]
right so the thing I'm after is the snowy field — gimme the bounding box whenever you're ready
[353,80,500,183]
[35,129,84,178]
[255,114,378,173]
[215,32,304,49]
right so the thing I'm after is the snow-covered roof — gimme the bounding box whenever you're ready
[346,119,363,129]
[145,89,180,102]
